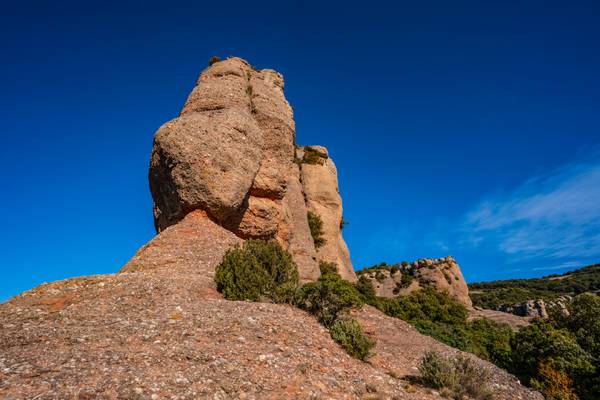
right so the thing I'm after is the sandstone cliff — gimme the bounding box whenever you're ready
[146,57,353,281]
[357,256,473,308]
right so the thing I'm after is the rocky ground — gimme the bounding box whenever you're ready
[468,308,530,330]
[0,218,541,400]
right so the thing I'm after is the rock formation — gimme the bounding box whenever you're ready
[298,146,355,281]
[0,57,542,400]
[498,299,549,318]
[358,256,473,308]
[147,57,353,281]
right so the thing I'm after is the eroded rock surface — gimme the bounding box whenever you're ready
[148,57,327,281]
[498,299,549,318]
[300,146,355,281]
[0,266,541,399]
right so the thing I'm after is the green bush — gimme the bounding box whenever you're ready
[208,55,221,66]
[419,350,456,389]
[393,270,414,294]
[330,317,375,361]
[465,317,514,369]
[307,211,326,248]
[319,261,339,276]
[295,269,363,327]
[302,146,327,165]
[380,288,468,325]
[340,217,349,230]
[554,293,600,360]
[468,262,600,309]
[214,240,299,303]
[354,275,378,305]
[376,288,514,368]
[419,351,493,400]
[511,319,595,392]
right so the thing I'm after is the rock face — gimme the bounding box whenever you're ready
[147,57,354,281]
[358,256,473,308]
[299,146,355,281]
[498,299,549,318]
[0,260,541,399]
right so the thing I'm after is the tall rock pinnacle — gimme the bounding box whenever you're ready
[134,57,354,281]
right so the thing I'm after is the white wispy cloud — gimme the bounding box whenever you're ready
[463,155,600,265]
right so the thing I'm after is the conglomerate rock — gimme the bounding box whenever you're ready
[0,261,541,399]
[300,146,355,281]
[148,57,323,281]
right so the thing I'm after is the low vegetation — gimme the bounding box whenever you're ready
[329,317,375,361]
[469,263,600,309]
[385,284,600,399]
[340,216,349,230]
[302,146,327,165]
[511,294,600,399]
[419,351,493,400]
[208,55,221,66]
[307,211,326,248]
[217,246,600,397]
[214,240,299,303]
[385,290,512,368]
[295,261,374,360]
[466,264,600,398]
[355,281,515,369]
[295,261,363,327]
[215,243,374,361]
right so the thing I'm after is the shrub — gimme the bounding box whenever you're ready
[302,146,327,165]
[214,240,299,303]
[451,354,494,400]
[330,317,375,361]
[208,55,221,66]
[419,351,493,400]
[354,275,378,305]
[295,270,363,327]
[555,293,600,360]
[531,360,579,400]
[465,317,514,369]
[510,319,596,398]
[394,270,414,293]
[319,261,339,276]
[380,288,468,326]
[419,350,456,389]
[340,217,349,230]
[307,211,326,248]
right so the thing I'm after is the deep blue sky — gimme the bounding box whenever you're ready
[2,1,599,301]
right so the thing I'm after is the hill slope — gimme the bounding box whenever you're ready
[469,263,600,309]
[0,212,541,399]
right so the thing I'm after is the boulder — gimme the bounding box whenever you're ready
[498,299,548,318]
[150,109,263,229]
